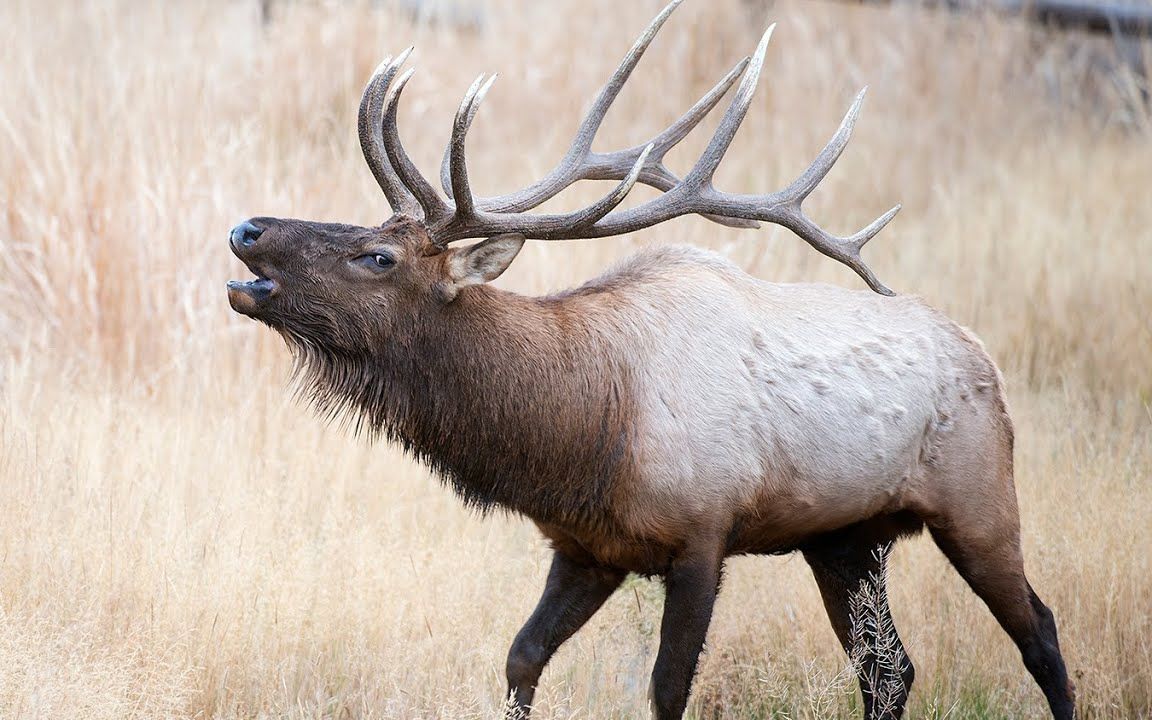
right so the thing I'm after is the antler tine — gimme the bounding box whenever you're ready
[358,49,422,217]
[569,0,684,158]
[445,73,490,219]
[442,74,497,203]
[786,88,865,204]
[440,78,492,197]
[380,67,452,224]
[774,207,900,295]
[684,25,774,189]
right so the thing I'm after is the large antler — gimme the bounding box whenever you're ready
[359,0,901,295]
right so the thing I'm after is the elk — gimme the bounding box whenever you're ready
[225,2,1074,718]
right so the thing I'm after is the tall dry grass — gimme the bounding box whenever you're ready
[0,0,1149,718]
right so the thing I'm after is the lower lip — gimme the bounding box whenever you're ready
[227,278,277,314]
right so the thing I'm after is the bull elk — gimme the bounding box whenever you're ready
[225,2,1074,718]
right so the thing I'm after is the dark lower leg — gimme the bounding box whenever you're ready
[931,529,1075,720]
[803,540,914,720]
[1018,585,1076,720]
[649,546,724,720]
[504,552,625,718]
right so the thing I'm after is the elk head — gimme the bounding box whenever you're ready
[226,214,524,349]
[228,0,901,352]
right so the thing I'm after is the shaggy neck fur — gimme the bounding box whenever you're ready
[288,285,637,529]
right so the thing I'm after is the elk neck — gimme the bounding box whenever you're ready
[298,282,639,530]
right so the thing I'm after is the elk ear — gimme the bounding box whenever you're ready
[446,233,525,289]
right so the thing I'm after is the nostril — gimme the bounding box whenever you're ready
[230,221,264,248]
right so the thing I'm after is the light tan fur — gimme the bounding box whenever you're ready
[529,245,1014,565]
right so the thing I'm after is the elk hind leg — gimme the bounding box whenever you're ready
[928,516,1074,720]
[802,520,917,720]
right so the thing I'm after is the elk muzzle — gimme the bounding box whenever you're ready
[227,220,278,316]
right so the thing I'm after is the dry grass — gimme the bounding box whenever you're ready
[1,0,1149,717]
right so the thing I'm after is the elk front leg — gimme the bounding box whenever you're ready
[649,546,724,720]
[505,551,625,719]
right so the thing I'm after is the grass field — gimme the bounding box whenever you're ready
[1,0,1150,717]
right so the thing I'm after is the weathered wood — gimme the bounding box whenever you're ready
[841,0,1152,38]
[1005,1,1152,36]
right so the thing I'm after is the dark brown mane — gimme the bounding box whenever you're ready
[285,284,637,530]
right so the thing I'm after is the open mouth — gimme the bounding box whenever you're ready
[227,265,279,315]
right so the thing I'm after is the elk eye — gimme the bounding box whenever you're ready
[358,252,396,272]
